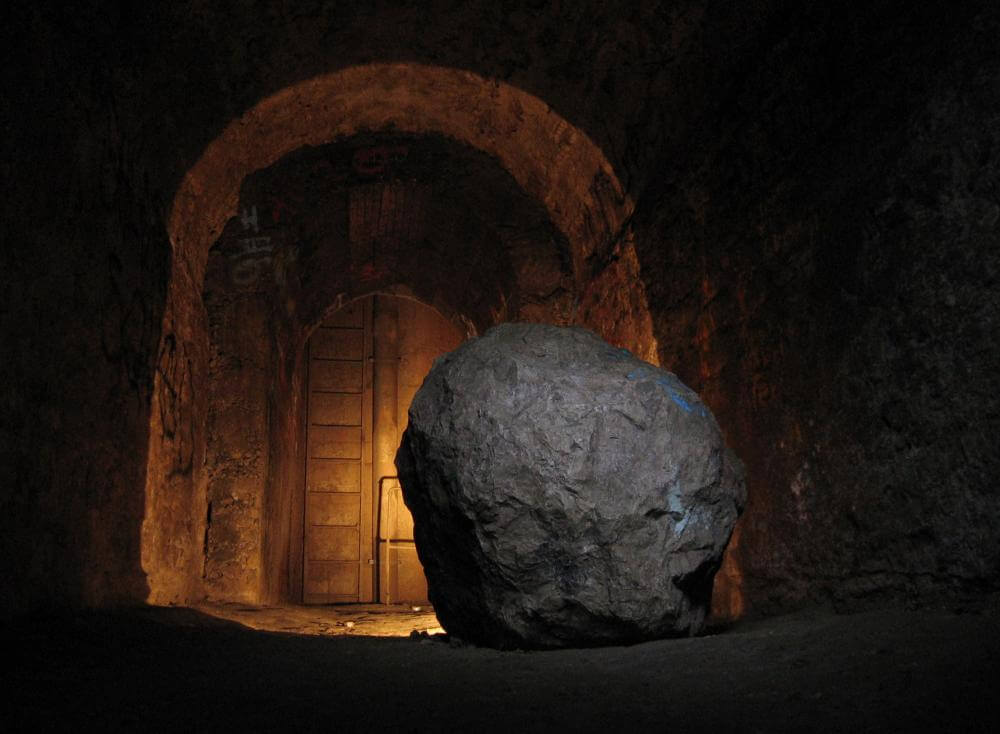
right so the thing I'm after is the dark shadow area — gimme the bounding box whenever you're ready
[5,605,999,732]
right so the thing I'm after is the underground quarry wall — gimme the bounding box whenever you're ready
[2,1,998,620]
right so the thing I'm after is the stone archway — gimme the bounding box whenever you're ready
[143,62,657,605]
[169,62,635,288]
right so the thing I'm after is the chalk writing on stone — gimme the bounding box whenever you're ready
[231,255,272,286]
[240,205,259,233]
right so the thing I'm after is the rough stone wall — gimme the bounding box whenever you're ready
[200,262,270,602]
[141,265,208,606]
[634,2,1000,613]
[128,0,746,611]
[4,0,998,617]
[261,330,307,605]
[578,230,659,364]
[1,5,168,616]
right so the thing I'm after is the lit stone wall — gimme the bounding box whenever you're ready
[2,1,997,618]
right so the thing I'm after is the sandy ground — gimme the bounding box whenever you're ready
[5,603,999,732]
[194,601,446,637]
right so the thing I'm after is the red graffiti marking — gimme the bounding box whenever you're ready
[352,145,409,176]
[270,196,294,224]
[351,260,395,282]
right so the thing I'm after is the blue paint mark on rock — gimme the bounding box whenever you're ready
[668,494,690,532]
[626,366,708,417]
[668,493,684,514]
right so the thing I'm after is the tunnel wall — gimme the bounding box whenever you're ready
[0,10,174,617]
[200,272,271,602]
[634,2,1000,614]
[3,1,997,618]
[141,265,209,605]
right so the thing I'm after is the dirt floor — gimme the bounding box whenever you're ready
[5,603,999,732]
[193,601,446,637]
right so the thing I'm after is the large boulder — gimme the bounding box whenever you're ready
[396,323,745,648]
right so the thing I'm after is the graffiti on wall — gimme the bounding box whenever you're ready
[227,198,297,287]
[229,205,273,286]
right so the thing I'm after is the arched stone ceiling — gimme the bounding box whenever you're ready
[202,131,574,336]
[169,62,633,288]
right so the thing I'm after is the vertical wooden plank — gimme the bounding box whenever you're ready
[359,297,375,602]
[303,297,372,604]
[381,298,464,604]
[373,295,401,603]
[303,335,315,603]
[292,341,310,603]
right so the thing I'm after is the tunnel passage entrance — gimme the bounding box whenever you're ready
[303,294,464,604]
[147,63,660,611]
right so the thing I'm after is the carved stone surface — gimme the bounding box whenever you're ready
[397,323,745,648]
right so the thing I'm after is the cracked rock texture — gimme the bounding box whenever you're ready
[397,323,745,648]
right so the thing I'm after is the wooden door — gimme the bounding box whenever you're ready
[376,297,464,603]
[304,295,463,605]
[303,300,374,603]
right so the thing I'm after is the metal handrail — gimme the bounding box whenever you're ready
[376,475,399,605]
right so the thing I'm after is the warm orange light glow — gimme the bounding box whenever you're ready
[711,524,745,621]
[147,63,655,605]
[197,602,444,638]
[168,63,634,286]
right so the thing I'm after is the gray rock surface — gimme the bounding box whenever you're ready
[396,323,746,648]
